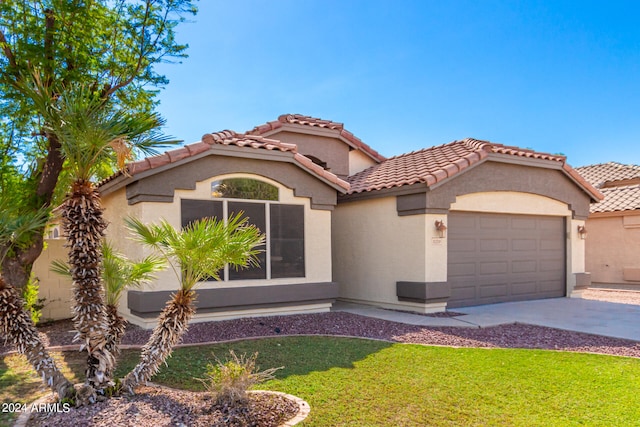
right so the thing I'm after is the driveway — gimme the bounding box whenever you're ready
[334,297,640,342]
[456,298,640,341]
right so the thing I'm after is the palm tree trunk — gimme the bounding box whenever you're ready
[62,179,114,391]
[104,304,127,376]
[121,289,196,393]
[0,277,75,399]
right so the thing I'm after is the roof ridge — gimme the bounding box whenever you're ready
[247,113,386,163]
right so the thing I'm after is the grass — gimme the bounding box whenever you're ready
[2,336,640,426]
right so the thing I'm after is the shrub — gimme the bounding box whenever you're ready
[22,274,46,325]
[199,350,282,405]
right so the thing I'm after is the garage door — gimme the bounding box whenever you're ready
[447,212,566,308]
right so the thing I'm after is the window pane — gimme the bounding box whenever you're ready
[211,178,278,201]
[181,199,224,281]
[270,204,305,278]
[229,202,267,280]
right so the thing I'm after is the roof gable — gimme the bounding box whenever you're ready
[98,130,349,193]
[346,138,603,202]
[248,114,386,163]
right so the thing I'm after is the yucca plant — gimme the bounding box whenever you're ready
[120,215,264,393]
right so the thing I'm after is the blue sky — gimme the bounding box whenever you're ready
[154,0,640,167]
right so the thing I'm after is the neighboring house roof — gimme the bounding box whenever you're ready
[575,162,640,188]
[347,138,602,201]
[98,130,350,192]
[591,184,640,213]
[576,162,640,214]
[248,114,386,163]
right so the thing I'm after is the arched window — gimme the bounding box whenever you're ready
[211,178,278,201]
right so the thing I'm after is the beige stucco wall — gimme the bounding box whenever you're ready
[31,239,73,321]
[586,213,640,287]
[348,149,378,176]
[334,190,588,313]
[101,173,333,325]
[333,196,448,311]
[451,191,586,297]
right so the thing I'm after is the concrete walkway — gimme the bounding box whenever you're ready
[333,298,640,342]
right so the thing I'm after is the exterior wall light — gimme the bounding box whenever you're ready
[435,220,447,238]
[577,225,587,240]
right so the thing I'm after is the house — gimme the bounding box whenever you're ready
[34,114,604,327]
[575,162,640,289]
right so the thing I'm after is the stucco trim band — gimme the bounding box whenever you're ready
[128,282,339,318]
[396,281,451,303]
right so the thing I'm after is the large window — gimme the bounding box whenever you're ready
[181,178,305,281]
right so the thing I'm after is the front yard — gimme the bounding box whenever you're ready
[3,336,640,426]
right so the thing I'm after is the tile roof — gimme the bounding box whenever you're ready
[591,184,640,213]
[575,162,640,214]
[98,130,350,191]
[346,138,595,196]
[248,114,386,163]
[575,162,640,188]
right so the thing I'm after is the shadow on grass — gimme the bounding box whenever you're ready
[121,336,393,390]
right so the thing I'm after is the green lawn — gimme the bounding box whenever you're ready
[2,336,640,426]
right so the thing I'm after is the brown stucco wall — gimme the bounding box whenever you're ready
[124,155,338,210]
[586,213,640,287]
[390,160,592,219]
[271,131,351,178]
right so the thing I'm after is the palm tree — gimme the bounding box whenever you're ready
[120,215,264,393]
[51,241,165,367]
[0,197,75,399]
[24,80,173,396]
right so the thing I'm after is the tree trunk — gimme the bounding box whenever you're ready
[104,304,127,377]
[0,277,74,399]
[61,179,114,392]
[121,289,196,394]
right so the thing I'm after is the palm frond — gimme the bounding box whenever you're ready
[125,214,264,291]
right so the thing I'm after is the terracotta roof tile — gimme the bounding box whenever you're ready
[575,162,640,213]
[592,184,640,213]
[346,138,594,196]
[98,129,349,192]
[248,114,386,163]
[576,162,640,188]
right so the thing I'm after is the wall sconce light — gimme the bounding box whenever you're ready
[577,225,587,240]
[435,220,447,238]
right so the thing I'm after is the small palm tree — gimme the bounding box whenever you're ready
[23,79,174,395]
[51,241,165,365]
[0,197,75,399]
[120,215,264,393]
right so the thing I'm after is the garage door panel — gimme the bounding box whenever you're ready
[448,239,476,252]
[479,216,509,229]
[479,262,508,275]
[512,260,537,273]
[480,239,509,252]
[511,218,537,229]
[540,280,564,293]
[540,259,564,272]
[511,281,538,295]
[479,283,509,298]
[540,238,563,251]
[512,239,537,251]
[448,212,566,308]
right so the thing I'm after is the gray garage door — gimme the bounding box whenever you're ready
[447,212,566,308]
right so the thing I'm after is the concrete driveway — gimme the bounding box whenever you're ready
[334,298,640,341]
[456,298,640,341]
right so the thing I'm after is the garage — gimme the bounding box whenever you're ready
[447,211,566,308]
